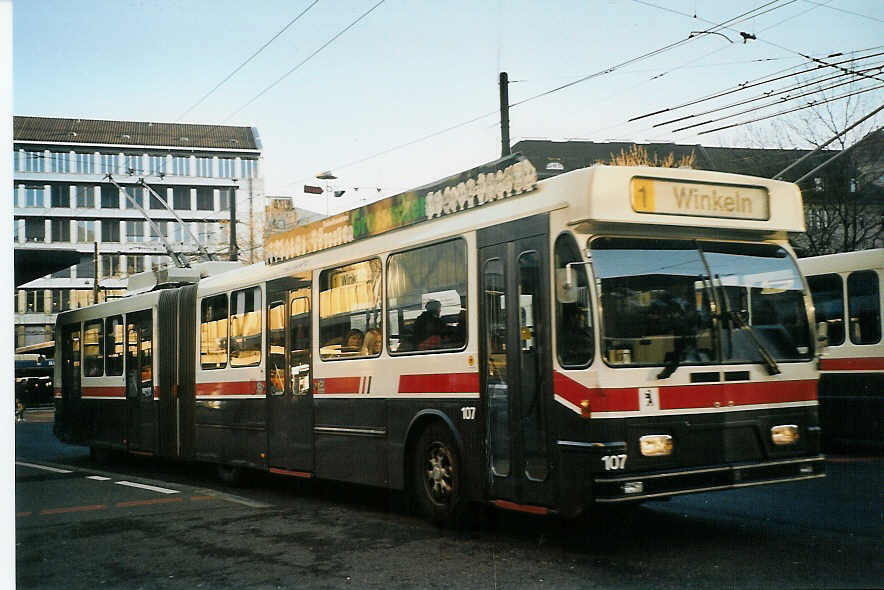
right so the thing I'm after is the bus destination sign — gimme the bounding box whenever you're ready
[266,154,538,264]
[630,177,770,221]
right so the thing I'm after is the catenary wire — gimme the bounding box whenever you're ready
[176,0,321,121]
[224,0,385,122]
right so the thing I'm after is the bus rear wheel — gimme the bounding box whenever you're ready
[412,424,461,525]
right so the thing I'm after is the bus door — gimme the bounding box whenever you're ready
[478,214,554,508]
[125,310,156,452]
[266,275,314,473]
[59,323,82,441]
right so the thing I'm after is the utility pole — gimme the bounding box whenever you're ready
[248,177,254,264]
[229,184,238,262]
[93,241,99,304]
[500,71,511,158]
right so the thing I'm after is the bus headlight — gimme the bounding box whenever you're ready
[640,434,673,456]
[771,425,800,445]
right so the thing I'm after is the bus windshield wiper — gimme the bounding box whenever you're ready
[656,345,684,380]
[726,308,781,376]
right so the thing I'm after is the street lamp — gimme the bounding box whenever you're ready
[316,171,337,216]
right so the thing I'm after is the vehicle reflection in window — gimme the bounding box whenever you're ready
[591,237,812,368]
[704,242,811,362]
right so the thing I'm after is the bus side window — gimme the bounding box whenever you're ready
[318,259,382,360]
[807,273,845,346]
[554,234,593,368]
[83,319,104,377]
[386,239,467,354]
[847,270,881,345]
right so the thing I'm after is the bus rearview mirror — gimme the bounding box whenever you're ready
[556,268,578,304]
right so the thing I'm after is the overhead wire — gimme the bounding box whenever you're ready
[224,0,385,122]
[176,0,321,122]
[693,84,884,134]
[652,60,884,128]
[284,0,804,186]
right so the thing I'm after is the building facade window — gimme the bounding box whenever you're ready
[51,151,71,173]
[173,187,191,210]
[151,220,168,239]
[76,186,95,208]
[196,188,213,211]
[100,185,120,209]
[126,220,145,243]
[51,184,71,208]
[51,289,71,313]
[22,150,45,172]
[76,220,95,243]
[126,187,145,209]
[127,255,145,276]
[100,153,119,174]
[149,155,167,175]
[124,154,143,174]
[76,152,95,174]
[25,218,45,242]
[219,188,232,210]
[149,188,165,209]
[101,220,120,242]
[171,155,190,177]
[26,289,46,313]
[101,254,121,278]
[241,158,257,178]
[24,186,45,208]
[218,158,235,178]
[195,157,214,178]
[51,219,71,243]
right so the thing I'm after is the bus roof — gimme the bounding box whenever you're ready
[799,248,884,275]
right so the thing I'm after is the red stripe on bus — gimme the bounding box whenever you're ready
[269,467,313,479]
[660,379,816,409]
[195,381,258,396]
[491,499,550,515]
[81,386,125,397]
[820,357,884,371]
[553,372,639,412]
[398,372,479,394]
[321,377,363,394]
[554,372,817,412]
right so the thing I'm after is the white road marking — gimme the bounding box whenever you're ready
[115,481,180,495]
[86,475,111,481]
[15,461,73,474]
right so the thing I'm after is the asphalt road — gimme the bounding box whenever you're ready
[14,413,883,589]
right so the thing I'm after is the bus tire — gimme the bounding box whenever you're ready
[412,423,462,525]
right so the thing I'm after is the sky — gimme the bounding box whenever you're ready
[11,0,884,215]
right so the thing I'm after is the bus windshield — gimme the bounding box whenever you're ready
[591,237,812,370]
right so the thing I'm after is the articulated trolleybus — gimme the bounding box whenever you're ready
[799,249,883,449]
[55,155,824,521]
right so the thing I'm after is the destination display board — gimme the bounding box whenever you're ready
[630,176,770,221]
[265,154,538,264]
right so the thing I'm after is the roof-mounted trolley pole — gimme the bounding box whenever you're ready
[103,174,190,268]
[137,179,216,262]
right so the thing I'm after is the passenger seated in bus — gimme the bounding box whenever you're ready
[362,328,382,356]
[413,300,443,350]
[343,329,364,353]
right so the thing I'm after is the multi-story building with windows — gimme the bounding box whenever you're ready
[13,116,263,348]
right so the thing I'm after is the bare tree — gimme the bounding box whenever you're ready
[741,60,883,255]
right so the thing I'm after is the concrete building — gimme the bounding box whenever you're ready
[13,116,263,348]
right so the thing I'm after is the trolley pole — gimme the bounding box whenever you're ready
[499,71,511,158]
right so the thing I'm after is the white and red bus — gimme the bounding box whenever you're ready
[799,249,883,450]
[55,156,824,521]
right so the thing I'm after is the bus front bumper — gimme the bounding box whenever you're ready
[592,455,826,503]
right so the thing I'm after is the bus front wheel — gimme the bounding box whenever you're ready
[412,423,461,525]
